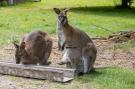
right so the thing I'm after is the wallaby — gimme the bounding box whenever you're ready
[53,8,97,74]
[13,30,52,65]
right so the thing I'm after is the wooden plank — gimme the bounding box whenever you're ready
[0,61,75,82]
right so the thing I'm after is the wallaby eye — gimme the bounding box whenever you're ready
[58,16,66,19]
[58,16,62,19]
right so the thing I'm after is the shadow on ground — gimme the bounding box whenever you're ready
[70,6,135,18]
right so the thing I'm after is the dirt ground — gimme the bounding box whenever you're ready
[0,35,134,69]
[0,35,134,89]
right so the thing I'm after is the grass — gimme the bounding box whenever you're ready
[111,39,135,51]
[6,67,135,89]
[76,67,135,89]
[0,0,135,44]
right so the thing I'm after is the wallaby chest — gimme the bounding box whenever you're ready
[57,23,66,49]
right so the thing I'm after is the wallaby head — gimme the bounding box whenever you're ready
[53,8,69,26]
[13,42,29,64]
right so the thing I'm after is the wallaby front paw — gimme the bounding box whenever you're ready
[46,61,51,65]
[57,62,65,65]
[59,47,64,51]
[39,61,51,66]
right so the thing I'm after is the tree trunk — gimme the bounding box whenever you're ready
[121,0,130,8]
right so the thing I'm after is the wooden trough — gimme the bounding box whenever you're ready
[0,61,75,82]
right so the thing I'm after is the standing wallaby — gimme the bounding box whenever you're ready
[53,8,97,74]
[13,30,52,65]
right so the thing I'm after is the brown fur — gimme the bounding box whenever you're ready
[13,30,52,65]
[54,8,97,74]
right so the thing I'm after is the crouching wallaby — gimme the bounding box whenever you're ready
[53,8,97,74]
[13,30,52,65]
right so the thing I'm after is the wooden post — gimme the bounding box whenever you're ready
[0,61,75,82]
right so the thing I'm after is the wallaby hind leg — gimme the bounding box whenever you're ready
[58,50,70,65]
[39,40,52,65]
[88,57,94,72]
[88,55,96,72]
[75,59,84,75]
[82,44,97,73]
[82,56,90,73]
[83,55,96,73]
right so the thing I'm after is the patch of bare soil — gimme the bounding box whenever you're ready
[0,34,134,69]
[0,34,134,89]
[108,30,135,43]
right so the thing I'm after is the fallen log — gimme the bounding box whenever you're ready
[0,61,75,82]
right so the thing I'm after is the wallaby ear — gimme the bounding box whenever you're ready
[20,42,25,49]
[13,42,19,49]
[63,8,70,14]
[53,8,61,14]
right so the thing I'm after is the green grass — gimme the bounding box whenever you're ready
[7,67,135,89]
[0,0,135,44]
[111,39,135,51]
[76,67,135,89]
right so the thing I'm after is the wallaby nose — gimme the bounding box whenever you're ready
[61,18,65,24]
[60,17,66,24]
